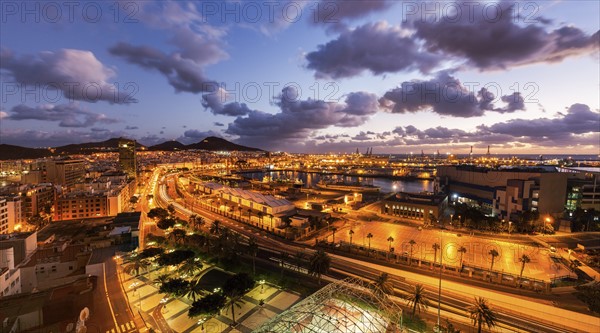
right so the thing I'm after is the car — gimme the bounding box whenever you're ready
[550,246,556,253]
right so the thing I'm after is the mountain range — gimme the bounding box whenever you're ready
[0,136,262,160]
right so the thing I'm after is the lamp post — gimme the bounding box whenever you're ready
[508,221,512,238]
[259,279,265,293]
[437,228,443,332]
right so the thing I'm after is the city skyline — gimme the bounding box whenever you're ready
[1,0,599,154]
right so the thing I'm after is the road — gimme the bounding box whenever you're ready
[156,171,600,333]
[87,247,138,333]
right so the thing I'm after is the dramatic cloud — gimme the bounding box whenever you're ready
[179,129,223,144]
[0,48,136,104]
[125,126,139,130]
[201,88,253,116]
[413,2,599,70]
[226,86,379,148]
[311,0,394,31]
[7,104,118,128]
[306,22,440,79]
[0,128,128,147]
[309,103,599,152]
[379,71,526,117]
[480,103,600,141]
[213,122,225,127]
[109,43,220,94]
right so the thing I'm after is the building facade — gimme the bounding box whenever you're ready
[119,139,137,179]
[380,192,448,223]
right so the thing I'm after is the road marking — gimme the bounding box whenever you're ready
[104,263,122,333]
[121,324,126,331]
[125,322,131,330]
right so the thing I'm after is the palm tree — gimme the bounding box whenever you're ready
[458,246,467,275]
[387,236,394,252]
[519,254,531,283]
[488,249,499,272]
[308,250,331,285]
[123,257,148,276]
[408,239,416,265]
[373,272,394,297]
[188,293,226,321]
[180,258,202,278]
[366,233,373,252]
[331,227,338,244]
[348,229,354,246]
[468,297,497,333]
[224,292,245,325]
[153,274,170,288]
[407,284,429,317]
[209,220,221,235]
[248,237,259,276]
[432,243,440,266]
[293,251,306,272]
[186,280,205,301]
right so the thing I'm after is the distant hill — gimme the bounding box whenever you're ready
[148,140,187,151]
[0,144,53,160]
[184,136,262,152]
[54,138,146,154]
[0,136,262,160]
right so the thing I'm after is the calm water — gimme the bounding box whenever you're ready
[242,171,433,193]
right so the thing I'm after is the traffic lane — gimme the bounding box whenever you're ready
[105,256,136,332]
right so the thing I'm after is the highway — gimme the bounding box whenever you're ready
[153,171,600,333]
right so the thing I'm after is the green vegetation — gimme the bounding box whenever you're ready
[467,297,497,333]
[574,282,600,314]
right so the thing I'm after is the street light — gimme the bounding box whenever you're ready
[259,279,265,293]
[508,221,512,238]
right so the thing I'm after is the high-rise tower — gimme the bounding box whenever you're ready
[118,139,136,179]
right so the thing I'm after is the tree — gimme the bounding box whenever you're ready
[186,280,205,302]
[180,258,202,278]
[209,220,221,235]
[148,207,169,220]
[308,250,331,285]
[223,273,255,295]
[124,257,148,276]
[248,237,259,276]
[129,196,139,206]
[157,217,177,230]
[153,274,170,288]
[189,214,205,230]
[458,246,467,275]
[348,229,354,246]
[373,272,394,297]
[432,243,440,265]
[139,247,164,259]
[331,227,338,244]
[224,291,245,325]
[468,297,497,333]
[519,254,531,283]
[169,228,187,244]
[366,233,373,252]
[408,239,416,265]
[159,278,189,298]
[167,204,176,217]
[222,273,254,326]
[293,251,306,272]
[188,293,226,319]
[407,284,429,317]
[27,214,46,229]
[158,249,195,266]
[488,249,499,272]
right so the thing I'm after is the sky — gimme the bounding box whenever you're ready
[0,0,599,154]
